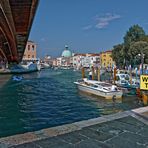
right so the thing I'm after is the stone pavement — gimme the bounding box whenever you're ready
[0,106,148,148]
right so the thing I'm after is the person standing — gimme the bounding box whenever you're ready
[89,70,92,80]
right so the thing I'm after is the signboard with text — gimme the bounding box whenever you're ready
[140,75,148,90]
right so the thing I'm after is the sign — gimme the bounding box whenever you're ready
[140,75,148,90]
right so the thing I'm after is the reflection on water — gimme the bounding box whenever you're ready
[0,69,142,138]
[0,75,12,88]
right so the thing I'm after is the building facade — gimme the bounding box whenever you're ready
[100,50,115,68]
[72,53,100,69]
[23,41,37,61]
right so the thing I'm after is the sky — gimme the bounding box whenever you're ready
[29,0,148,58]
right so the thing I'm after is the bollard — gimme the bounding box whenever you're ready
[142,94,148,105]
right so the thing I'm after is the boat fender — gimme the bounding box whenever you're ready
[112,95,116,103]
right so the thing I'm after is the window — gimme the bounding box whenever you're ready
[28,45,30,50]
[28,55,30,58]
[32,45,34,50]
[32,55,34,58]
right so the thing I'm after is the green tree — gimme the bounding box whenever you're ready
[129,41,148,65]
[124,24,146,46]
[112,24,148,67]
[112,44,124,68]
[123,25,146,64]
[141,35,148,42]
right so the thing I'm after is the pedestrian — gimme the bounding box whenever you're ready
[89,70,92,80]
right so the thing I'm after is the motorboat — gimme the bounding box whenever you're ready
[115,73,140,96]
[12,75,23,81]
[74,78,123,100]
[41,62,50,69]
[0,61,41,74]
[21,61,41,72]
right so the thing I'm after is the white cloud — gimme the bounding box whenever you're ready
[40,38,46,42]
[95,21,108,29]
[82,25,92,30]
[95,13,121,29]
[82,13,121,30]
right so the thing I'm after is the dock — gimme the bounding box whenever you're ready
[0,106,147,148]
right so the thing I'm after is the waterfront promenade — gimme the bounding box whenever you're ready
[0,106,147,148]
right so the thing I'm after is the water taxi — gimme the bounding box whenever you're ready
[74,78,123,100]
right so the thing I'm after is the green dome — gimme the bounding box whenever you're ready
[61,46,72,57]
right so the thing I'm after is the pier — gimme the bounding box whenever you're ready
[0,106,147,148]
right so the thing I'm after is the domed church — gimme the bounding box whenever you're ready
[60,45,73,68]
[61,45,72,57]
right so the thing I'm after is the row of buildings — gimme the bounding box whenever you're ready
[23,41,115,69]
[51,45,115,69]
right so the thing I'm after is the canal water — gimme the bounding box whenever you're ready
[0,69,142,137]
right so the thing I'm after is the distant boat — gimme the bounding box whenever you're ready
[0,62,41,74]
[41,63,50,69]
[61,66,71,70]
[21,62,41,71]
[74,78,123,100]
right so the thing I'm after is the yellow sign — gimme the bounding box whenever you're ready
[140,75,148,90]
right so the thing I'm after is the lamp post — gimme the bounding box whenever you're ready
[138,52,145,74]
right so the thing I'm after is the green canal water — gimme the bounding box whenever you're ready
[0,69,142,138]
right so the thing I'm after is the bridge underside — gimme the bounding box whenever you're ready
[0,0,39,63]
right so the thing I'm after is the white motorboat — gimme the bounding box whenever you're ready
[21,62,41,71]
[41,62,50,69]
[74,78,123,100]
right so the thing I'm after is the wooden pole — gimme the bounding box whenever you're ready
[113,67,117,84]
[92,66,95,80]
[97,67,100,81]
[130,69,132,85]
[81,67,85,78]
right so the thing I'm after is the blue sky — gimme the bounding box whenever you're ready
[29,0,148,58]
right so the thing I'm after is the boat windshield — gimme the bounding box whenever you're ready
[119,74,129,80]
[120,75,126,78]
[96,83,112,87]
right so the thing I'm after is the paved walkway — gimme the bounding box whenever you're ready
[0,106,148,148]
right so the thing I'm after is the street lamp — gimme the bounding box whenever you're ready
[138,52,145,74]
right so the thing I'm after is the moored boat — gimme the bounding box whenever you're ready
[0,62,41,74]
[74,78,123,100]
[115,73,140,96]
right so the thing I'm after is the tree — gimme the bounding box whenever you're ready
[141,35,148,42]
[129,41,148,65]
[112,24,148,67]
[112,44,124,68]
[124,24,146,46]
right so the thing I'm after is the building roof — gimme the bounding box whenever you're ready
[61,46,72,57]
